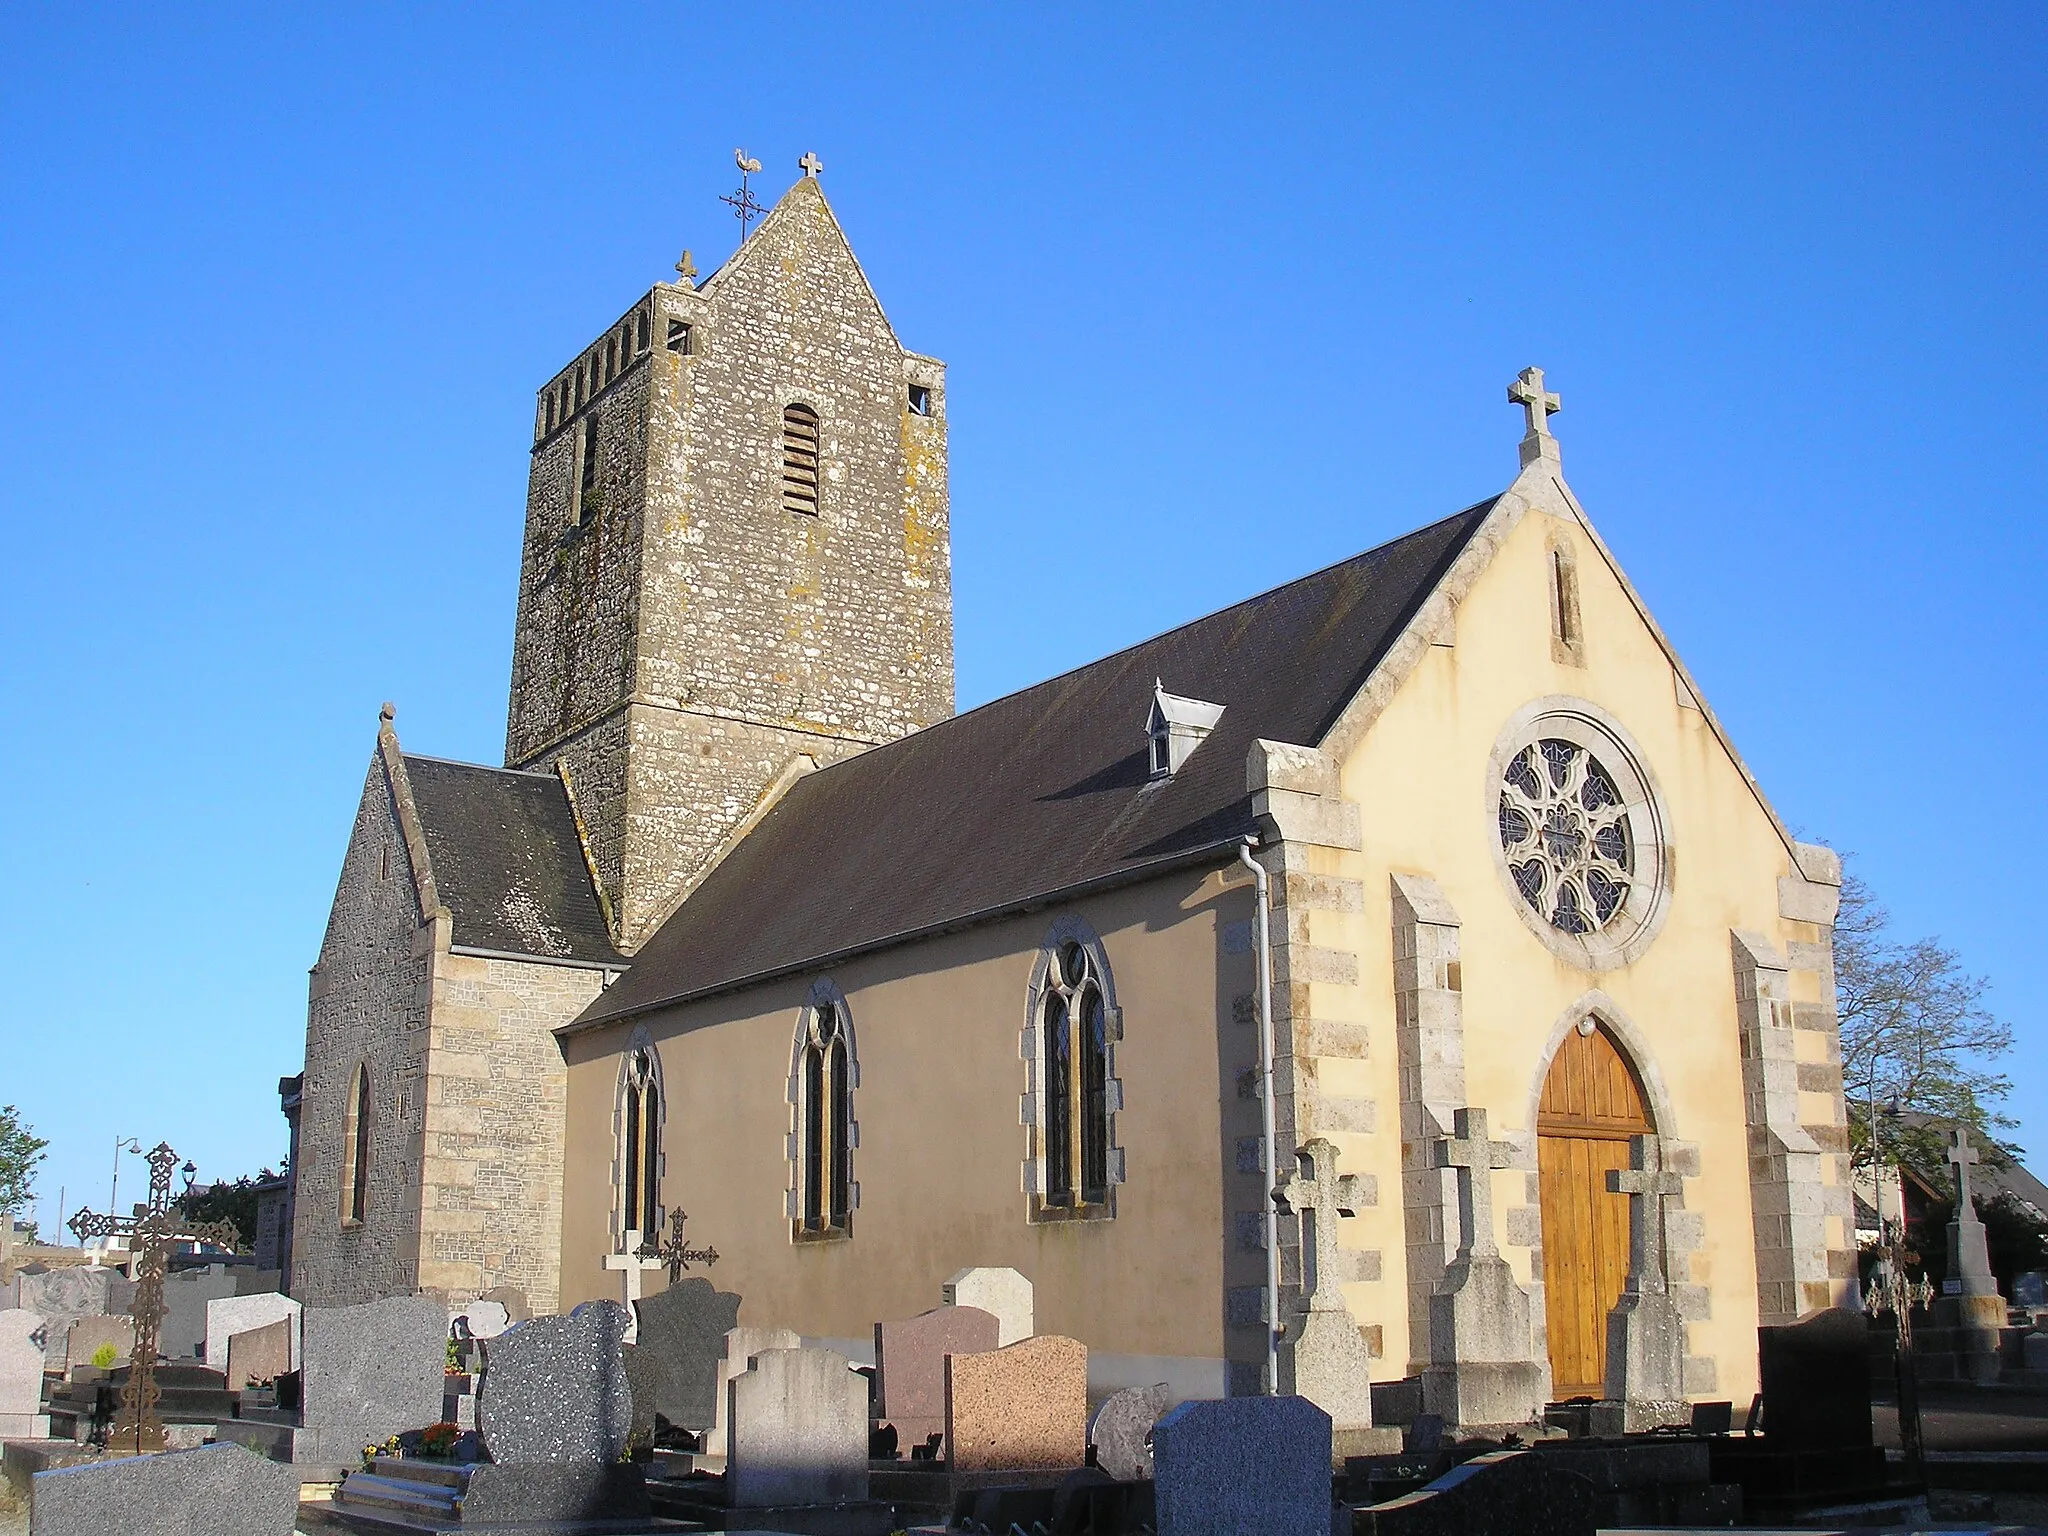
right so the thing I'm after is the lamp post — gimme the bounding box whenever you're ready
[108,1137,141,1228]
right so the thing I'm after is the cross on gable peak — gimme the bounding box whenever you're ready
[798,151,824,179]
[1508,366,1561,436]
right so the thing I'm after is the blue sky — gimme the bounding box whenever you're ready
[2,7,2041,1234]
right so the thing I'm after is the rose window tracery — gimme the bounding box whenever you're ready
[1498,738,1636,935]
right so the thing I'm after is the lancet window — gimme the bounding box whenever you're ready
[1027,920,1124,1218]
[339,1061,371,1226]
[790,984,856,1238]
[616,1041,664,1245]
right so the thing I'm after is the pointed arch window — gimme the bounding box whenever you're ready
[1026,920,1124,1219]
[617,1041,664,1245]
[339,1062,371,1227]
[781,402,821,515]
[789,983,857,1239]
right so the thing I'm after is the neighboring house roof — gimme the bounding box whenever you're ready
[575,499,1497,1030]
[403,755,623,966]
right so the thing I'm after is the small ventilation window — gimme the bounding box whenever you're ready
[907,384,932,417]
[577,421,601,525]
[636,311,650,352]
[1548,536,1585,665]
[782,403,821,516]
[1146,680,1226,779]
[666,320,692,355]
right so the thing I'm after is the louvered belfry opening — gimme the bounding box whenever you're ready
[781,403,821,515]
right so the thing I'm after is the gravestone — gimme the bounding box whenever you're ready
[226,1318,292,1390]
[29,1441,299,1536]
[1421,1109,1543,1429]
[204,1293,299,1373]
[1929,1127,2005,1385]
[17,1268,120,1372]
[706,1326,802,1463]
[623,1276,741,1442]
[62,1316,135,1371]
[1356,1448,1597,1536]
[0,1309,50,1437]
[874,1304,999,1452]
[943,1267,1033,1346]
[481,1284,531,1323]
[726,1346,867,1506]
[1153,1395,1332,1536]
[1757,1308,1870,1448]
[1278,1138,1384,1444]
[477,1300,633,1465]
[232,1269,283,1297]
[451,1298,512,1341]
[160,1265,239,1361]
[1602,1134,1694,1431]
[1087,1381,1171,1481]
[945,1334,1087,1472]
[299,1295,447,1463]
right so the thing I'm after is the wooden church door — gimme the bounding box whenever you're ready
[1536,1022,1653,1399]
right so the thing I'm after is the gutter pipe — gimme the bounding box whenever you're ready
[1238,835,1281,1395]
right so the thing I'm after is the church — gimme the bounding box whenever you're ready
[290,160,1857,1420]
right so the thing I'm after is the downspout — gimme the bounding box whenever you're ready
[1238,836,1281,1395]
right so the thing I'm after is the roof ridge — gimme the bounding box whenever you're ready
[402,752,560,781]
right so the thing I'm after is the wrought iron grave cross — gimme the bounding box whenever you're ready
[657,1208,720,1284]
[68,1142,181,1454]
[1434,1107,1518,1260]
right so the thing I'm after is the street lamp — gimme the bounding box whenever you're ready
[108,1137,142,1220]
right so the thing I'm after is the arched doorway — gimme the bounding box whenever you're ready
[1537,1021,1653,1399]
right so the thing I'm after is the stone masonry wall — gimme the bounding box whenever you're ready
[292,759,430,1305]
[504,176,953,950]
[418,953,601,1315]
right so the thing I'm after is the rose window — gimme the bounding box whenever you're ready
[1498,738,1635,936]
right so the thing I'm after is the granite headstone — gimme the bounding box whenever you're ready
[1153,1395,1332,1536]
[160,1265,239,1361]
[477,1300,633,1464]
[62,1316,134,1371]
[17,1268,121,1371]
[28,1440,300,1536]
[874,1303,999,1452]
[226,1318,293,1390]
[726,1346,868,1507]
[1757,1309,1871,1449]
[204,1293,300,1373]
[1088,1381,1172,1481]
[944,1334,1087,1472]
[451,1298,512,1340]
[942,1266,1033,1346]
[623,1276,742,1440]
[1355,1448,1597,1536]
[481,1285,531,1323]
[0,1309,50,1437]
[298,1295,447,1463]
[706,1326,802,1461]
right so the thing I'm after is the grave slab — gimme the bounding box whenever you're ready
[1153,1395,1332,1536]
[1087,1381,1171,1481]
[1354,1447,1596,1536]
[477,1299,633,1465]
[944,1335,1086,1473]
[226,1317,293,1390]
[299,1294,447,1464]
[204,1293,300,1373]
[874,1304,999,1453]
[942,1267,1032,1346]
[28,1440,299,1536]
[726,1345,867,1507]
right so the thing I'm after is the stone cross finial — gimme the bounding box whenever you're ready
[1434,1108,1517,1259]
[1278,1138,1364,1314]
[1947,1127,1981,1208]
[675,249,698,284]
[1508,366,1561,440]
[1607,1135,1685,1296]
[604,1231,665,1339]
[798,151,824,178]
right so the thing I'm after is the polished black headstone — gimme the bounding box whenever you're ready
[1756,1309,1871,1449]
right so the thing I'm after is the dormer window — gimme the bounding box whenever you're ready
[1146,680,1226,779]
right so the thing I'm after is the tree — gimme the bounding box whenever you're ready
[1836,861,2014,1174]
[175,1169,280,1253]
[0,1106,48,1215]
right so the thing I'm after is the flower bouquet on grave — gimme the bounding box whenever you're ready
[418,1422,461,1459]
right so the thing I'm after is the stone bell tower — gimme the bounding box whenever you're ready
[504,158,953,952]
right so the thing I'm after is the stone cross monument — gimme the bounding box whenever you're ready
[1603,1134,1691,1429]
[1928,1127,2004,1384]
[1274,1138,1381,1441]
[1422,1108,1543,1429]
[604,1231,665,1344]
[1943,1129,1998,1299]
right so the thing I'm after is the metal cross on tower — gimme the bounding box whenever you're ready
[721,149,765,241]
[68,1142,186,1454]
[657,1208,720,1284]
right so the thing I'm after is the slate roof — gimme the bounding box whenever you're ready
[574,499,1496,1030]
[403,755,623,966]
